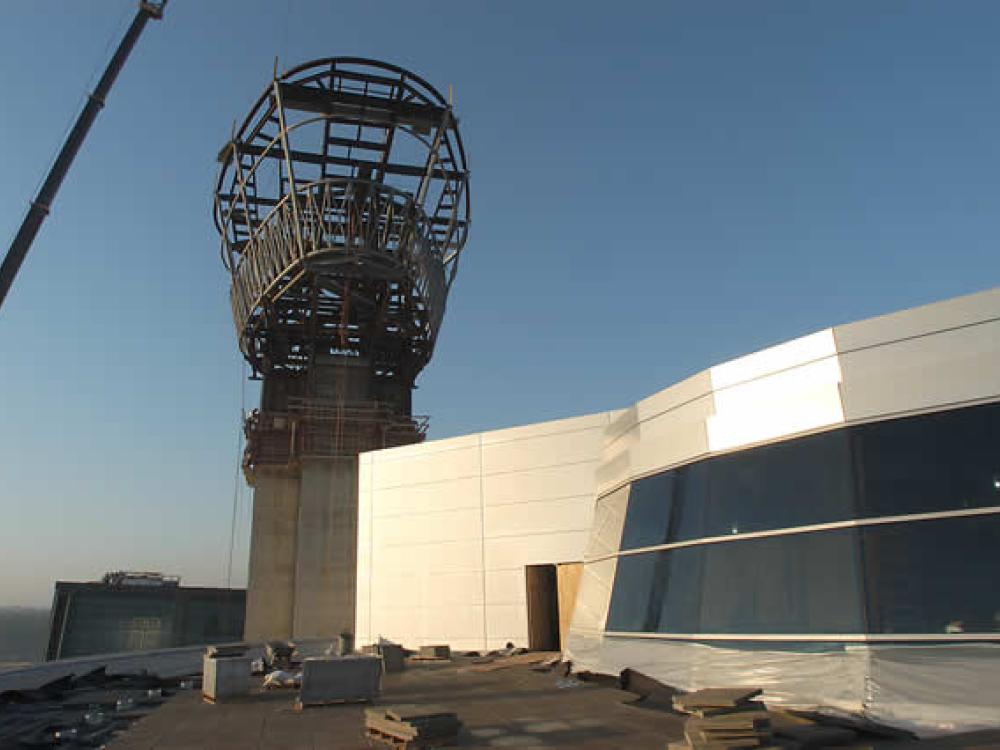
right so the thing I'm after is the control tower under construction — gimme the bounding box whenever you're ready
[214,58,470,639]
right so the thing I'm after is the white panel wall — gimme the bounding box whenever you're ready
[357,412,612,651]
[359,285,1000,659]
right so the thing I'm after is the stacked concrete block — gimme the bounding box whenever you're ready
[202,655,250,702]
[380,643,406,673]
[298,655,382,706]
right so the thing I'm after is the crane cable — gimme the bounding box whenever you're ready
[226,357,247,589]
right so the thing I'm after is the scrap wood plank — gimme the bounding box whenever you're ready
[382,704,458,722]
[686,701,768,718]
[463,651,560,672]
[365,724,459,749]
[293,695,371,711]
[674,687,763,712]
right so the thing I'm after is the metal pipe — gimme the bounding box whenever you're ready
[0,1,167,311]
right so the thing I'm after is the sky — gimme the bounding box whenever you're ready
[1,1,998,607]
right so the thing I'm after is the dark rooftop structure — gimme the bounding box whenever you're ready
[47,573,245,661]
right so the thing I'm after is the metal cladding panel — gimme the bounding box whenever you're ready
[833,287,1000,352]
[480,412,611,446]
[567,556,619,638]
[582,487,629,562]
[483,530,591,573]
[597,374,713,496]
[836,317,1000,423]
[373,506,482,548]
[419,604,485,644]
[481,424,606,475]
[707,329,845,453]
[373,476,481,516]
[483,495,594,539]
[367,436,481,491]
[484,603,529,645]
[419,571,485,608]
[485,569,527,606]
[482,462,597,506]
[360,413,607,650]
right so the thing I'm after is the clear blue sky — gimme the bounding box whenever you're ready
[1,1,998,606]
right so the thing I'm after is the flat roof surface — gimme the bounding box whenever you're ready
[109,656,683,749]
[105,654,1000,750]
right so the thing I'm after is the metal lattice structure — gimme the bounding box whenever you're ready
[214,58,470,475]
[214,58,470,379]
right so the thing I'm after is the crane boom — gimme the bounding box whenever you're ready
[0,1,167,311]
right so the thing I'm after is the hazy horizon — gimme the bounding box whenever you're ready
[2,1,999,606]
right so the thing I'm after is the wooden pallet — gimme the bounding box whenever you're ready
[365,725,459,749]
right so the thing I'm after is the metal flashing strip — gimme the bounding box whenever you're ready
[604,631,1000,644]
[584,504,1000,564]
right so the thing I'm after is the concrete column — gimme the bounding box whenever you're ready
[292,457,358,638]
[244,470,300,641]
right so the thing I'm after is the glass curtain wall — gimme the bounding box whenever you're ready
[605,401,1000,638]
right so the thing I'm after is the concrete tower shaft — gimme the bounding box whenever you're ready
[214,59,470,640]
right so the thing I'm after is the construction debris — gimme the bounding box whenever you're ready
[0,666,180,748]
[363,641,407,672]
[262,669,300,689]
[464,651,560,673]
[413,645,451,661]
[264,639,296,670]
[365,704,462,748]
[670,687,774,750]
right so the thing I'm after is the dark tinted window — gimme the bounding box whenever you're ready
[863,514,1000,634]
[672,430,855,542]
[695,529,863,634]
[855,402,1000,518]
[619,473,676,550]
[608,529,864,635]
[605,553,657,632]
[655,545,704,633]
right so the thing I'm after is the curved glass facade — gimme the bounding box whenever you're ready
[605,401,1000,638]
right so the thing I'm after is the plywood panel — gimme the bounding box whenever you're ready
[556,562,583,651]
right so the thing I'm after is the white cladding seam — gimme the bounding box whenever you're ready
[358,411,611,650]
[375,528,592,551]
[585,505,1000,564]
[369,457,601,492]
[371,490,597,520]
[595,392,1000,504]
[601,313,999,454]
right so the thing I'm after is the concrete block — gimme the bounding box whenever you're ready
[299,656,382,704]
[380,644,406,673]
[419,645,451,659]
[202,655,250,701]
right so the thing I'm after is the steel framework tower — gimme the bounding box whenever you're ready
[214,58,470,640]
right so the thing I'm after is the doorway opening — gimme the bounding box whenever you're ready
[525,564,559,651]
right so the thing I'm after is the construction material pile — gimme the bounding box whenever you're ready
[670,687,773,750]
[365,704,461,748]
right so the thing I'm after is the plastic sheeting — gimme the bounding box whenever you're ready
[565,631,1000,737]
